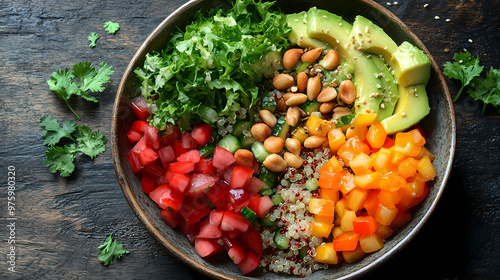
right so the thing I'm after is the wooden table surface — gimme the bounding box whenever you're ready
[1,0,499,279]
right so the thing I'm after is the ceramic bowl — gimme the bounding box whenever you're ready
[111,0,456,278]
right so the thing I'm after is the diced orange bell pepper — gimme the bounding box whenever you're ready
[346,188,369,211]
[394,132,421,157]
[314,243,338,264]
[338,136,370,166]
[339,170,356,194]
[306,114,327,136]
[318,171,342,191]
[309,198,335,216]
[364,190,380,217]
[378,189,403,208]
[328,128,346,154]
[320,157,343,174]
[379,171,406,192]
[366,122,388,149]
[349,153,372,175]
[352,216,378,235]
[398,157,419,178]
[354,171,382,189]
[315,214,334,224]
[408,128,426,147]
[332,231,360,251]
[372,148,397,174]
[319,188,339,202]
[352,113,377,127]
[346,125,368,142]
[311,221,334,237]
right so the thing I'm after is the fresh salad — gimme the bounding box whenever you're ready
[125,0,437,277]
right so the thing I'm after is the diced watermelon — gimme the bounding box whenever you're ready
[169,173,190,193]
[205,182,230,209]
[228,245,247,264]
[238,252,260,275]
[197,217,222,239]
[143,161,164,179]
[180,196,211,224]
[158,186,184,212]
[172,140,187,157]
[228,188,250,212]
[221,211,249,232]
[248,196,274,218]
[141,175,156,194]
[161,209,181,229]
[158,145,176,168]
[181,132,198,150]
[186,173,218,198]
[194,158,216,174]
[194,238,222,258]
[177,149,201,164]
[144,125,160,150]
[246,177,263,194]
[131,95,150,121]
[229,166,254,189]
[213,146,236,173]
[191,123,213,147]
[169,161,195,174]
[243,229,263,257]
[162,124,181,145]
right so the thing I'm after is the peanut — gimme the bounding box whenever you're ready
[264,136,285,154]
[306,75,321,101]
[317,87,338,103]
[296,72,308,93]
[304,135,327,148]
[263,154,287,172]
[301,47,323,64]
[285,93,308,106]
[234,149,255,169]
[339,80,356,104]
[283,48,304,69]
[319,101,337,114]
[285,138,301,155]
[286,106,301,127]
[284,152,304,168]
[322,49,341,70]
[272,73,294,90]
[259,109,277,128]
[251,123,271,142]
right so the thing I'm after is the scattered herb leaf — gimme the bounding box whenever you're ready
[88,32,99,48]
[98,234,129,266]
[40,115,77,145]
[443,52,484,102]
[47,62,114,120]
[103,21,120,34]
[467,67,500,114]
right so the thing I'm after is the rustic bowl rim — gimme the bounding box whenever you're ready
[111,0,456,279]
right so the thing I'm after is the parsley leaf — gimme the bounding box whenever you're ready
[98,234,129,266]
[468,67,500,114]
[47,62,114,120]
[88,32,99,48]
[40,115,107,177]
[443,52,484,102]
[103,21,120,34]
[40,115,77,145]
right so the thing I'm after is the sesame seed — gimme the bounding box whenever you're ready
[393,1,398,5]
[446,19,451,22]
[387,2,391,6]
[401,112,406,117]
[468,39,473,43]
[435,16,440,20]
[424,3,429,8]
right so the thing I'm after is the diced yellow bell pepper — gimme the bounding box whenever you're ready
[314,243,338,264]
[306,114,328,136]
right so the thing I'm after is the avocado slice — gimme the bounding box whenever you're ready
[353,53,385,115]
[390,42,431,87]
[350,15,398,63]
[371,55,399,121]
[381,84,430,134]
[286,12,329,49]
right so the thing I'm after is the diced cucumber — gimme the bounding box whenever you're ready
[217,135,240,154]
[296,62,310,73]
[258,214,276,227]
[260,189,274,197]
[251,141,270,163]
[198,144,215,158]
[271,194,284,206]
[304,178,319,191]
[232,120,252,138]
[302,100,321,115]
[336,114,356,128]
[274,230,290,250]
[240,207,257,223]
[259,166,277,191]
[299,246,309,260]
[240,136,256,149]
[272,116,290,140]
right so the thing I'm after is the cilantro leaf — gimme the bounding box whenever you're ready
[47,62,114,119]
[98,234,129,266]
[468,67,500,114]
[103,21,120,34]
[443,52,484,102]
[40,115,77,145]
[88,32,99,48]
[44,144,77,177]
[73,125,107,159]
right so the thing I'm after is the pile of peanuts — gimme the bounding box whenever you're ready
[249,47,358,173]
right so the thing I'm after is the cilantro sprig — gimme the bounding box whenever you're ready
[444,52,500,114]
[47,62,114,120]
[103,21,120,34]
[88,32,99,48]
[40,115,107,177]
[98,234,129,266]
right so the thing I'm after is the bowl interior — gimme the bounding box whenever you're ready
[111,0,455,279]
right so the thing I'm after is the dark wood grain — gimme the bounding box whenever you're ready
[0,0,499,279]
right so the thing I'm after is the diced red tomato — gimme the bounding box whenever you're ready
[161,124,181,145]
[221,231,241,249]
[353,216,378,235]
[141,175,156,194]
[191,123,213,147]
[149,184,183,212]
[138,147,159,167]
[205,182,230,209]
[243,229,263,257]
[158,145,176,169]
[169,173,190,193]
[149,184,169,204]
[180,196,211,224]
[213,146,236,173]
[179,219,198,245]
[126,151,142,173]
[238,252,259,275]
[177,149,201,164]
[246,177,263,194]
[209,209,224,227]
[228,188,250,212]
[131,95,150,121]
[228,245,247,264]
[186,173,218,197]
[128,120,150,135]
[161,209,181,229]
[181,132,198,150]
[332,231,360,251]
[229,166,254,189]
[144,125,160,150]
[127,130,142,143]
[248,196,274,219]
[143,161,164,179]
[221,211,249,232]
[172,140,187,157]
[197,216,222,239]
[194,238,222,258]
[169,161,195,174]
[194,158,216,174]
